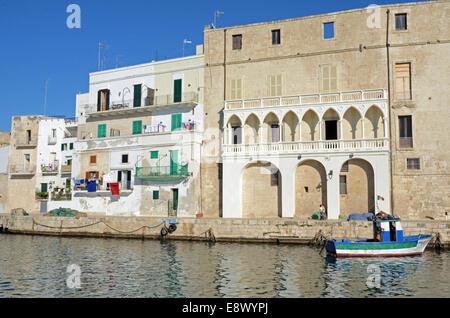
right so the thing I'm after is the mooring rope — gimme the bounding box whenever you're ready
[31,218,165,235]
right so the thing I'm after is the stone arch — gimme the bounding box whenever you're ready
[295,160,327,218]
[241,161,282,218]
[364,105,385,139]
[322,108,340,140]
[282,111,300,142]
[339,158,375,217]
[343,106,363,140]
[263,112,280,143]
[226,115,243,145]
[244,113,260,144]
[301,110,320,142]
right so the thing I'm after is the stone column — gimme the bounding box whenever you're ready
[279,160,296,218]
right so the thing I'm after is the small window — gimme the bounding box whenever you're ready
[340,175,347,194]
[230,79,242,100]
[269,75,282,97]
[232,34,242,50]
[90,155,97,164]
[407,158,420,170]
[395,13,407,30]
[304,186,309,193]
[150,151,159,159]
[61,143,68,151]
[153,190,159,200]
[69,143,74,150]
[121,154,129,164]
[272,29,281,45]
[323,22,334,39]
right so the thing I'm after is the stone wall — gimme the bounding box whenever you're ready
[0,214,448,249]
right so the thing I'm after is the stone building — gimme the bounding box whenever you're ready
[71,50,204,216]
[0,132,10,147]
[201,1,450,219]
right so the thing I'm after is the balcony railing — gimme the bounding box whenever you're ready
[399,137,413,148]
[41,161,59,174]
[61,164,72,173]
[135,165,189,181]
[48,136,57,145]
[223,138,389,155]
[9,165,36,175]
[224,89,386,110]
[16,139,37,148]
[86,92,199,115]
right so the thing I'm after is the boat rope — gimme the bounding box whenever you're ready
[190,227,216,242]
[31,218,165,235]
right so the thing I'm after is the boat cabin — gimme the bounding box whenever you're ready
[373,218,404,242]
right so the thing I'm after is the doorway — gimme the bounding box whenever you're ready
[325,120,338,140]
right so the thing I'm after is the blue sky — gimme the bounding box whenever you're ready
[0,0,424,132]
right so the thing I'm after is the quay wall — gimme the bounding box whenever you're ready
[0,214,448,248]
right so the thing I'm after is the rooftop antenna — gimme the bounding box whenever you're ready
[183,39,192,57]
[98,41,110,71]
[115,54,124,68]
[43,79,49,116]
[212,10,224,29]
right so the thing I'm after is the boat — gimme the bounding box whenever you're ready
[325,214,433,258]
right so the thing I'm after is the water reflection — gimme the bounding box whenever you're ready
[0,235,448,298]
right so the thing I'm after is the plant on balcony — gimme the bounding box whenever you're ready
[35,192,48,200]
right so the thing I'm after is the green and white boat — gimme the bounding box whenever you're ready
[326,216,432,258]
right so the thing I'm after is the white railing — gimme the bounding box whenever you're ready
[224,89,386,110]
[223,138,388,154]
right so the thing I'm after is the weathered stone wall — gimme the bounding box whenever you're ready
[0,132,10,147]
[203,1,450,219]
[295,160,327,218]
[0,214,448,248]
[0,174,8,213]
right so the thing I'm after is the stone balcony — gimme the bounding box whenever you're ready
[223,138,389,157]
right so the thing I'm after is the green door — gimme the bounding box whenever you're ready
[173,79,182,103]
[172,189,178,212]
[133,84,142,107]
[170,150,178,175]
[171,113,182,131]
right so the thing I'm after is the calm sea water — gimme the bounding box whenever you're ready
[0,234,448,298]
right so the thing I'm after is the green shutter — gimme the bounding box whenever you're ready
[173,79,182,103]
[61,144,64,151]
[151,151,159,159]
[134,84,142,107]
[171,114,182,131]
[153,190,159,200]
[98,124,106,138]
[41,183,48,193]
[132,121,142,135]
[69,143,74,150]
[170,150,178,175]
[97,90,102,112]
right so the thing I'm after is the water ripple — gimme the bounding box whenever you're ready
[0,235,448,297]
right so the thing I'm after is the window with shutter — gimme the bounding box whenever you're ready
[171,114,182,131]
[232,35,242,50]
[150,151,159,159]
[97,124,107,138]
[173,79,182,103]
[133,84,142,107]
[321,65,337,92]
[395,63,411,100]
[269,75,282,96]
[132,121,142,135]
[230,79,242,100]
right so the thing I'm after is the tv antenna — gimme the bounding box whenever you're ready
[183,39,192,57]
[115,54,124,68]
[98,41,110,71]
[43,79,50,116]
[212,10,224,29]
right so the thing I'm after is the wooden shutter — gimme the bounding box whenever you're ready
[97,91,102,112]
[98,124,106,138]
[132,121,142,135]
[395,63,411,100]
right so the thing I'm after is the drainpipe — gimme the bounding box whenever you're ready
[386,9,394,216]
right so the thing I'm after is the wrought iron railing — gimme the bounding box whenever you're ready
[135,165,189,179]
